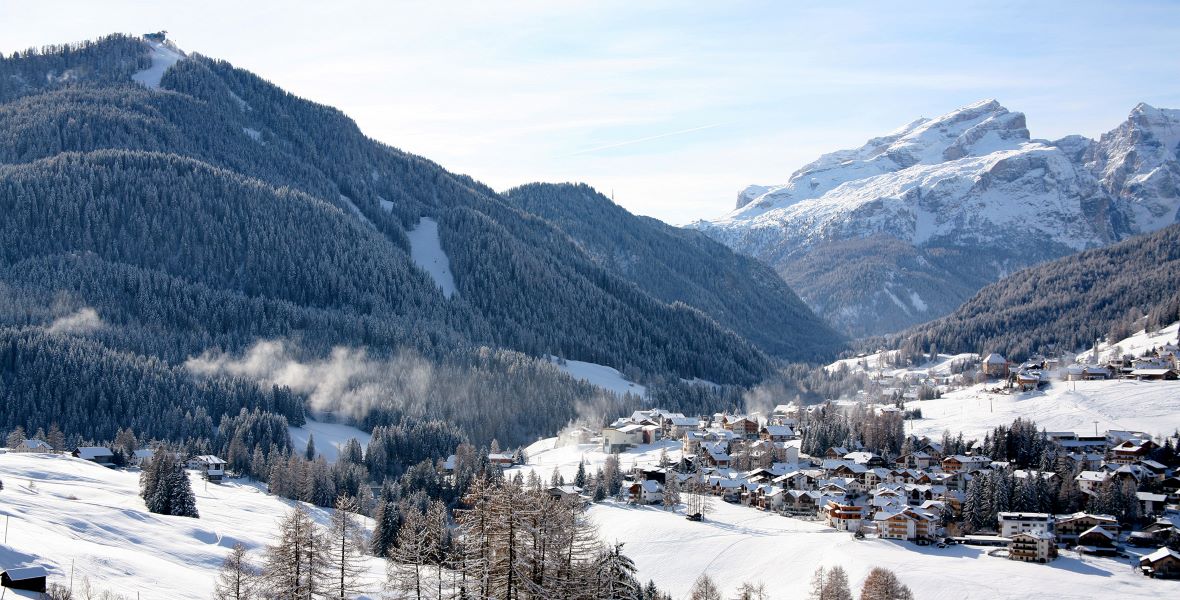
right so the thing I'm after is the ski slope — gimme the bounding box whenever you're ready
[287,417,373,463]
[131,41,184,89]
[0,453,385,599]
[547,356,648,398]
[509,438,680,484]
[406,217,457,298]
[908,378,1180,440]
[589,498,1163,600]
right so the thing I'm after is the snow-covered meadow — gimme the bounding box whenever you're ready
[0,453,385,599]
[588,498,1163,600]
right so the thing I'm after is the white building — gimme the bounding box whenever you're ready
[998,512,1054,538]
[602,424,643,453]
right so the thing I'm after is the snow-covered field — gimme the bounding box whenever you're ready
[908,378,1180,440]
[1079,322,1180,364]
[288,417,373,463]
[0,453,385,598]
[406,217,457,298]
[547,356,648,398]
[510,438,679,484]
[589,498,1164,600]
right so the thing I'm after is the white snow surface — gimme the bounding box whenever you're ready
[131,41,184,89]
[287,416,372,463]
[512,436,1166,598]
[909,378,1180,441]
[0,453,385,599]
[1079,321,1180,364]
[589,497,1164,600]
[509,438,679,484]
[406,217,457,299]
[547,356,647,398]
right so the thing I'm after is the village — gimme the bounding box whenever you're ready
[508,338,1180,585]
[2,330,1179,596]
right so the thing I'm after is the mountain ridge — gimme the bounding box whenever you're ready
[692,99,1180,337]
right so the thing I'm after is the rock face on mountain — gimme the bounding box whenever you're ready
[692,100,1180,337]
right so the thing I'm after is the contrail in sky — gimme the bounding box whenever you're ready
[568,122,726,156]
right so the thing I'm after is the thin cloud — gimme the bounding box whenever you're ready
[568,122,726,156]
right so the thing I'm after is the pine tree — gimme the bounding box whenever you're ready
[140,450,199,518]
[213,542,256,600]
[371,499,401,557]
[595,542,640,600]
[574,460,587,489]
[305,434,317,461]
[326,495,368,599]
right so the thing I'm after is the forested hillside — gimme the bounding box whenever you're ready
[0,35,788,455]
[502,183,845,361]
[892,223,1180,358]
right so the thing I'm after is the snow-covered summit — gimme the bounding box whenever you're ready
[693,100,1180,336]
[1084,102,1180,231]
[729,100,1029,214]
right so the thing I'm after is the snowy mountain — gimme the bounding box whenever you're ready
[692,100,1180,336]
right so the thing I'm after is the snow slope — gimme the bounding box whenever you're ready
[1078,321,1180,364]
[131,41,184,89]
[509,438,680,484]
[0,453,385,598]
[406,217,457,298]
[547,356,647,398]
[287,417,373,463]
[908,378,1180,441]
[589,498,1164,600]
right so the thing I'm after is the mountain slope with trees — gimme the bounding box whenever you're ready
[0,34,787,453]
[502,182,845,362]
[891,223,1180,359]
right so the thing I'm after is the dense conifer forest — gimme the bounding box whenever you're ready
[0,35,797,463]
[890,223,1180,359]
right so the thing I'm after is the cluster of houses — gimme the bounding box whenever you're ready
[852,336,1180,405]
[596,407,1180,577]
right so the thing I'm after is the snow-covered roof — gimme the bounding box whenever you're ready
[1,566,47,580]
[1142,547,1180,564]
[1011,531,1055,540]
[1079,525,1115,539]
[984,353,1007,364]
[74,447,114,459]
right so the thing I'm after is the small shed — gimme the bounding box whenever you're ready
[1,566,48,593]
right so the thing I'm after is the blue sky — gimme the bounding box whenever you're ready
[5,1,1180,223]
